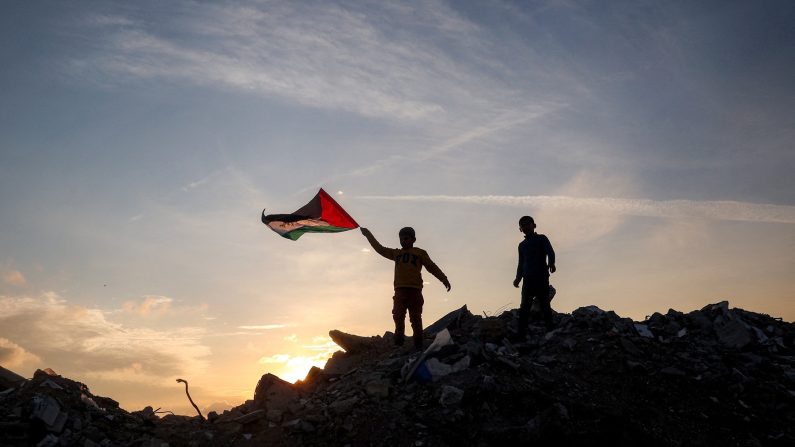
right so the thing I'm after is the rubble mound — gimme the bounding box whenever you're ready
[2,301,794,446]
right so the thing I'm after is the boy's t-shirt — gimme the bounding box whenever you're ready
[377,247,447,289]
[517,233,555,280]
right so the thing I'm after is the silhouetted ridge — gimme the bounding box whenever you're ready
[1,301,793,446]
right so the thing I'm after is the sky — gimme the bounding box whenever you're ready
[1,0,794,415]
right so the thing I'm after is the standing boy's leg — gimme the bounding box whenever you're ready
[406,289,425,350]
[518,279,532,338]
[535,280,553,330]
[392,290,409,346]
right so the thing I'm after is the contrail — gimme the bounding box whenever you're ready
[356,195,795,224]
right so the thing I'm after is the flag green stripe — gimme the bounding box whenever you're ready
[282,225,354,241]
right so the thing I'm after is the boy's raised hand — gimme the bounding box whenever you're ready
[360,227,372,238]
[442,278,451,292]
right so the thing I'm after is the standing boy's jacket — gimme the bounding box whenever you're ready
[373,247,447,289]
[516,233,555,280]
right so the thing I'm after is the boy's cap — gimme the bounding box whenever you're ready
[399,227,415,237]
[519,216,535,225]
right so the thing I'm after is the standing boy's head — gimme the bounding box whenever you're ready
[518,216,536,235]
[398,227,416,249]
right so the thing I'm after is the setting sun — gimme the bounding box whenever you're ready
[278,356,329,383]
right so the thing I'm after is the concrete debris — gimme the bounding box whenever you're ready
[424,305,470,336]
[328,329,389,354]
[0,365,27,390]
[1,301,793,446]
[634,323,654,338]
[253,373,298,412]
[439,385,464,407]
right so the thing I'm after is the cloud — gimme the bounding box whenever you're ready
[238,324,288,330]
[0,293,210,381]
[347,105,561,178]
[180,167,232,192]
[258,354,290,364]
[121,296,173,316]
[0,337,41,368]
[3,270,27,287]
[72,1,540,123]
[117,296,209,321]
[357,194,795,224]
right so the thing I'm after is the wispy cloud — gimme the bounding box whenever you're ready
[347,105,561,178]
[0,293,210,380]
[3,269,26,287]
[114,295,209,321]
[238,324,288,330]
[0,337,41,368]
[258,354,291,364]
[121,296,173,316]
[357,194,795,224]
[74,1,520,122]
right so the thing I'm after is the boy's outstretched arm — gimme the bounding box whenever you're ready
[360,228,392,259]
[424,257,451,292]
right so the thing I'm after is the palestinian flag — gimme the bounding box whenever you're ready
[261,188,359,240]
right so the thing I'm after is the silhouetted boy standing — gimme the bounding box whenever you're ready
[513,215,556,336]
[361,227,451,350]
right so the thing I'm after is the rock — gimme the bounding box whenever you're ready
[424,305,472,336]
[35,434,59,447]
[573,305,606,318]
[715,317,752,349]
[365,378,390,398]
[660,366,686,378]
[253,373,298,412]
[234,409,266,424]
[329,396,359,415]
[634,324,654,338]
[439,386,464,407]
[620,338,642,356]
[329,330,386,354]
[0,366,27,390]
[322,351,362,376]
[479,318,507,342]
[30,394,62,427]
[266,409,283,422]
[424,358,453,380]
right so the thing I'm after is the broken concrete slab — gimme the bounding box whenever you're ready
[253,373,298,412]
[715,317,752,349]
[0,365,27,390]
[424,305,471,336]
[328,330,388,354]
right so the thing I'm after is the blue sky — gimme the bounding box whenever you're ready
[1,0,794,414]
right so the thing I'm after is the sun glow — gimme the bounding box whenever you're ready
[278,356,329,383]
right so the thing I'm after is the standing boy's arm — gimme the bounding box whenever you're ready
[544,236,556,273]
[513,244,523,288]
[423,255,451,292]
[360,228,393,259]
